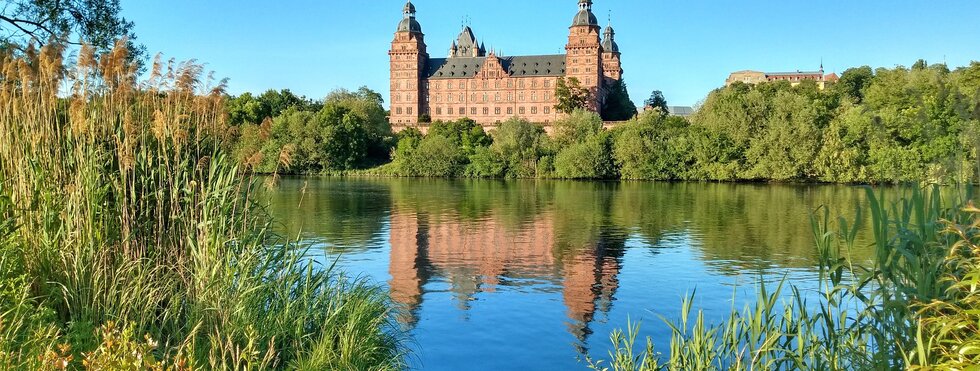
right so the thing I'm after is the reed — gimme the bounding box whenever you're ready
[0,42,404,369]
[587,186,980,370]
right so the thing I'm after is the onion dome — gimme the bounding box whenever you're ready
[572,0,598,27]
[601,25,619,52]
[397,1,422,33]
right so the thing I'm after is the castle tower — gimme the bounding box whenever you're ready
[601,24,622,82]
[565,0,604,112]
[389,1,428,125]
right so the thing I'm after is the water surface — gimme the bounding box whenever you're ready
[265,178,879,370]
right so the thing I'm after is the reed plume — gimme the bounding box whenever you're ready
[0,41,404,369]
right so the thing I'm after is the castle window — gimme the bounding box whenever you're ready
[519,80,525,88]
[407,107,413,115]
[483,93,488,102]
[483,81,488,89]
[532,80,538,88]
[495,107,501,115]
[459,93,464,102]
[436,107,442,115]
[519,92,524,101]
[459,82,465,89]
[459,107,465,114]
[396,107,403,114]
[495,81,500,89]
[519,107,526,115]
[507,107,513,115]
[495,93,500,101]
[507,81,513,88]
[470,107,477,115]
[508,93,513,101]
[544,92,550,101]
[544,80,550,88]
[483,107,489,115]
[471,82,477,89]
[395,94,401,102]
[531,92,537,102]
[544,107,550,114]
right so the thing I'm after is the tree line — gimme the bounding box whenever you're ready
[226,60,980,184]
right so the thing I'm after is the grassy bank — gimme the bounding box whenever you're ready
[0,43,404,369]
[586,186,980,370]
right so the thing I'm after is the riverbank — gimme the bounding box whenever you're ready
[229,62,980,186]
[0,44,404,369]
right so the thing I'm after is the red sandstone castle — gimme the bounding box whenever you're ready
[389,0,624,130]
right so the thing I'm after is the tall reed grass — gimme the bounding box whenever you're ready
[0,41,404,369]
[587,187,980,370]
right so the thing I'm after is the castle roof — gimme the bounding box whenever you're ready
[602,25,619,53]
[572,0,598,27]
[397,1,422,33]
[397,18,422,33]
[425,55,567,79]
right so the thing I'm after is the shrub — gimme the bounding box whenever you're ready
[554,132,616,179]
[400,134,466,177]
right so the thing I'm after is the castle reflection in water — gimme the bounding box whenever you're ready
[388,209,625,342]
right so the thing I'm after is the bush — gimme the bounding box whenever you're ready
[400,134,466,177]
[554,132,616,179]
[490,118,550,178]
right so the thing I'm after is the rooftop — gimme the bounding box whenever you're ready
[425,55,567,79]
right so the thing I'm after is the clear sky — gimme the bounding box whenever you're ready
[121,0,980,108]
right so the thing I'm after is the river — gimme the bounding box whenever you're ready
[264,177,882,370]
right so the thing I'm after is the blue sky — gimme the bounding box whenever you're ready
[122,1,980,107]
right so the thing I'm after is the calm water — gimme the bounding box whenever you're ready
[265,178,881,370]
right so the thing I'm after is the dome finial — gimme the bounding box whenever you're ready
[396,1,422,33]
[572,0,599,27]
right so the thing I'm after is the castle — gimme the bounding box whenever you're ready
[388,0,624,130]
[726,67,839,90]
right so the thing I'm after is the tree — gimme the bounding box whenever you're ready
[613,111,692,180]
[553,109,602,148]
[554,132,616,179]
[490,118,550,178]
[833,66,874,103]
[1,0,146,68]
[643,90,669,117]
[429,118,492,156]
[601,79,637,121]
[554,77,590,113]
[400,135,466,177]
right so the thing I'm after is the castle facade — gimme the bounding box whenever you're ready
[389,0,624,130]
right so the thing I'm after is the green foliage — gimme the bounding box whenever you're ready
[589,186,980,370]
[399,134,466,177]
[226,89,320,127]
[232,87,393,173]
[429,118,492,156]
[553,109,603,147]
[0,43,404,370]
[602,79,637,121]
[642,90,669,117]
[613,111,692,180]
[1,0,147,70]
[833,66,874,103]
[554,131,616,179]
[555,76,590,113]
[490,118,551,178]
